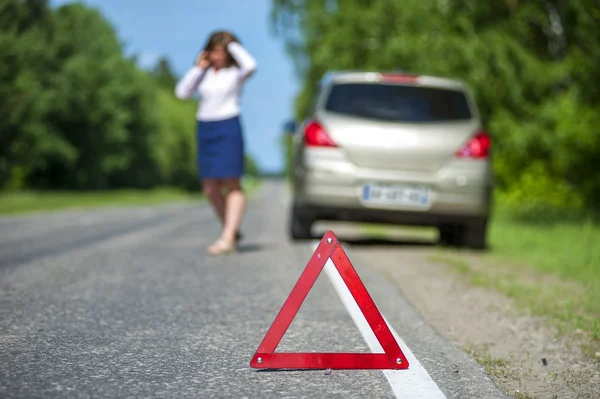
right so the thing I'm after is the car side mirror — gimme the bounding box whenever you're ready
[283,120,297,134]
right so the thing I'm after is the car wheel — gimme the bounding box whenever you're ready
[289,204,312,240]
[438,225,461,247]
[463,220,487,250]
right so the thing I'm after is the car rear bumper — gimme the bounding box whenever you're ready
[294,159,493,223]
[297,204,488,227]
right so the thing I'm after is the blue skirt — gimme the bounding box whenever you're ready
[196,116,245,180]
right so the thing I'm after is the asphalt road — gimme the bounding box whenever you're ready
[0,180,507,398]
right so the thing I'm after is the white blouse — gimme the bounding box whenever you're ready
[174,41,257,121]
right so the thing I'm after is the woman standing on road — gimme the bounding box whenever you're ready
[175,30,257,256]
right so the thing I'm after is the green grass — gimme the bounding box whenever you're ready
[358,204,600,352]
[0,177,262,216]
[489,209,599,340]
[489,208,600,286]
[360,223,394,239]
[360,223,438,241]
[466,346,514,380]
[0,188,205,215]
[432,207,600,351]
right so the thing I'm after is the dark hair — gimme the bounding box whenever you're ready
[203,30,240,68]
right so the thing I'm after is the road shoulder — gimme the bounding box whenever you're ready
[355,245,600,399]
[327,240,509,398]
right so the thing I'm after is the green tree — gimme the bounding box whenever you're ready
[153,86,199,191]
[34,3,151,189]
[271,0,600,209]
[0,0,273,193]
[151,57,178,89]
[0,0,57,189]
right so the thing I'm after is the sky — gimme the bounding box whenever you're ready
[50,0,300,174]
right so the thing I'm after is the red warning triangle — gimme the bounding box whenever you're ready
[250,230,409,370]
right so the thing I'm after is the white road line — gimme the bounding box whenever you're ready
[311,242,447,399]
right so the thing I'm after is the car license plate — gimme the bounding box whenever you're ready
[362,184,431,207]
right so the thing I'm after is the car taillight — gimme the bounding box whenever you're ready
[379,73,419,84]
[304,120,337,147]
[456,131,491,158]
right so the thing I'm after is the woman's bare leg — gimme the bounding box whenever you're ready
[220,179,246,243]
[202,179,226,224]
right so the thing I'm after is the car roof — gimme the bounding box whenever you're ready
[319,70,469,91]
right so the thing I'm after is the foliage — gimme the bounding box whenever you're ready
[271,0,600,210]
[0,0,260,193]
[151,56,179,89]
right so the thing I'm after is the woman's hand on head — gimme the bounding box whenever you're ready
[196,51,210,69]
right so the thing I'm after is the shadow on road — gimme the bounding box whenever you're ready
[308,230,438,248]
[339,237,436,247]
[254,369,322,373]
[236,243,278,253]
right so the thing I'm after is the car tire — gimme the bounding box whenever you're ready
[463,220,487,250]
[289,204,312,240]
[438,221,487,250]
[438,225,461,247]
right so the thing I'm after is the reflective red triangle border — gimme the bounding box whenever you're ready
[249,231,409,370]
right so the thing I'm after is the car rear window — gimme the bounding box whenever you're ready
[324,83,472,122]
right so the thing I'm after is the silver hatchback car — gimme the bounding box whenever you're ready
[286,70,494,249]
